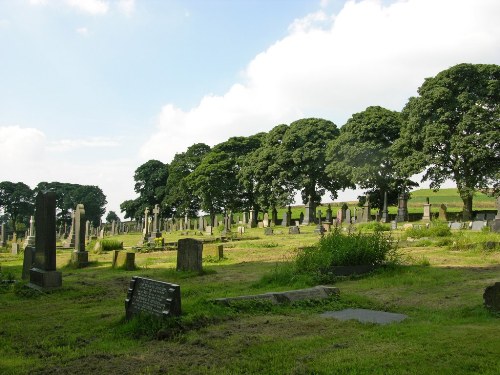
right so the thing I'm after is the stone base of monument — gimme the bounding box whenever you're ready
[71,251,89,268]
[29,268,62,290]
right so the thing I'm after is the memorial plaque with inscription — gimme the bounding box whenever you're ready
[125,276,181,320]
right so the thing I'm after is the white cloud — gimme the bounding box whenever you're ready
[29,0,48,5]
[47,137,119,152]
[76,26,89,36]
[141,0,500,164]
[117,0,135,16]
[66,0,109,15]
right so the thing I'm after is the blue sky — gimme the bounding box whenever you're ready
[1,0,499,218]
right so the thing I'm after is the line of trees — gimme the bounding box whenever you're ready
[0,181,107,232]
[119,63,494,221]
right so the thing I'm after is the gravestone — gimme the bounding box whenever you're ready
[422,197,432,221]
[112,250,136,270]
[381,192,389,223]
[249,209,257,228]
[322,223,331,233]
[217,245,224,260]
[483,282,500,312]
[299,212,304,224]
[450,222,463,230]
[22,246,36,280]
[242,212,248,225]
[150,205,162,239]
[302,196,314,225]
[282,212,290,227]
[237,226,245,235]
[264,227,273,236]
[23,216,36,249]
[111,220,116,236]
[439,204,447,221]
[390,220,397,230]
[396,192,409,222]
[1,223,7,247]
[143,208,150,242]
[476,213,486,221]
[63,212,76,248]
[289,226,300,234]
[85,220,90,243]
[29,191,62,290]
[345,209,351,224]
[262,212,269,228]
[125,276,181,320]
[325,204,333,224]
[177,238,203,272]
[71,204,89,268]
[492,196,500,233]
[271,208,278,225]
[198,216,205,231]
[485,213,495,221]
[470,221,486,231]
[205,226,213,235]
[361,195,371,223]
[11,242,19,255]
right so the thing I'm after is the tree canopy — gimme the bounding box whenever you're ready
[397,63,500,219]
[0,181,34,231]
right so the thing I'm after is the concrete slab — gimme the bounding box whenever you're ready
[321,308,408,325]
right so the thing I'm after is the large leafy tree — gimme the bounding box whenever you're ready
[133,160,170,218]
[397,63,500,219]
[239,124,295,212]
[326,106,416,209]
[120,199,141,221]
[164,143,211,217]
[0,181,34,231]
[280,118,347,206]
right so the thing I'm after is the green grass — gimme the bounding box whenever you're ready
[0,227,499,374]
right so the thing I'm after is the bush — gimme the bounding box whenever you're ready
[296,228,397,274]
[94,239,123,252]
[357,222,390,232]
[405,223,451,238]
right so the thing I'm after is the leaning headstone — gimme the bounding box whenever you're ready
[29,191,62,290]
[264,227,273,235]
[71,204,89,268]
[177,238,203,272]
[289,226,300,234]
[125,276,181,320]
[483,282,500,313]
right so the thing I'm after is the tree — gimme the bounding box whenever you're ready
[397,63,500,219]
[326,106,416,210]
[164,143,211,217]
[120,199,141,221]
[0,181,34,231]
[133,160,170,217]
[106,211,120,223]
[279,118,348,206]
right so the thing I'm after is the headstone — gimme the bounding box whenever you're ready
[422,197,432,222]
[85,220,90,243]
[492,196,500,233]
[336,209,343,224]
[237,226,245,235]
[439,204,447,221]
[470,221,486,231]
[289,226,300,234]
[271,208,278,225]
[264,227,273,235]
[11,243,19,255]
[325,204,333,224]
[390,220,397,230]
[71,204,89,268]
[112,250,136,270]
[483,282,500,312]
[299,212,304,224]
[262,212,269,228]
[281,212,290,227]
[345,209,351,224]
[63,212,76,248]
[485,213,495,221]
[450,222,463,230]
[23,216,36,248]
[111,220,116,236]
[302,195,314,225]
[249,209,257,228]
[29,191,62,290]
[150,204,161,239]
[22,246,36,280]
[242,212,248,225]
[381,192,389,223]
[396,192,409,222]
[177,238,203,272]
[0,223,6,247]
[198,216,205,231]
[361,195,371,222]
[322,223,331,233]
[205,226,213,235]
[125,276,181,320]
[143,208,150,240]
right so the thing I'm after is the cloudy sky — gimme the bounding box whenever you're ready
[1,0,499,218]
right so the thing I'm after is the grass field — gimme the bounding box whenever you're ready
[1,223,499,375]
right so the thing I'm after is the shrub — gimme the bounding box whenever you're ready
[357,222,390,232]
[296,228,397,274]
[405,223,451,238]
[95,239,124,252]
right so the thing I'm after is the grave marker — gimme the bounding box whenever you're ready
[177,238,203,272]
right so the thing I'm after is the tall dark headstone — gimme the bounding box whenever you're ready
[302,195,314,225]
[29,192,62,290]
[71,204,89,268]
[396,192,409,222]
[143,207,150,242]
[380,192,389,223]
[271,208,278,225]
[249,209,257,228]
[176,238,203,272]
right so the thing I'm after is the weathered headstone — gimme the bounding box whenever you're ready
[361,195,371,222]
[396,192,409,222]
[143,208,150,241]
[22,246,36,280]
[150,204,161,239]
[262,212,269,227]
[390,220,397,230]
[71,204,89,268]
[249,209,257,228]
[345,209,351,224]
[29,191,62,290]
[264,227,273,235]
[205,226,213,235]
[302,195,314,225]
[439,204,447,221]
[125,276,181,320]
[198,216,205,231]
[237,226,245,235]
[112,250,136,270]
[470,221,486,231]
[476,213,486,221]
[289,226,300,234]
[177,238,203,272]
[282,211,290,227]
[450,222,463,230]
[422,197,432,221]
[63,212,76,248]
[325,204,333,224]
[381,192,389,223]
[217,245,224,260]
[483,282,500,313]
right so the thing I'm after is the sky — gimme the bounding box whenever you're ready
[1,0,499,219]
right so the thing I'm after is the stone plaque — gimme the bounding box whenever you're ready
[125,276,181,320]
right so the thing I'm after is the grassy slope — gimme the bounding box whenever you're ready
[0,226,499,375]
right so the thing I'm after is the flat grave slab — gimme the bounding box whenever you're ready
[213,285,339,306]
[320,308,408,325]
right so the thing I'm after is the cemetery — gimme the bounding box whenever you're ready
[0,189,499,374]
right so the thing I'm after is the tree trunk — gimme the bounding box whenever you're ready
[461,195,473,221]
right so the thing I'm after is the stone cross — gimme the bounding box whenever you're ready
[153,204,160,233]
[143,208,150,236]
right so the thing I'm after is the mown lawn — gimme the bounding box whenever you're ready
[0,225,499,375]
